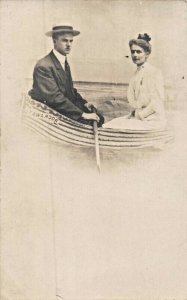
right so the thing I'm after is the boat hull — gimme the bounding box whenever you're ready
[22,98,174,149]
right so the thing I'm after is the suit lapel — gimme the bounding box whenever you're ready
[49,51,75,97]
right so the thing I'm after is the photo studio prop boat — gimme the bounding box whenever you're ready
[21,97,174,150]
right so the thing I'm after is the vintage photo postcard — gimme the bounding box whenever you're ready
[1,0,187,299]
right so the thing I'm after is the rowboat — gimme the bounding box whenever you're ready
[21,96,173,149]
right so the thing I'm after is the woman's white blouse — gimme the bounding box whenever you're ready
[127,62,165,120]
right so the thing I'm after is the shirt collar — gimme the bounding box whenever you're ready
[53,48,66,64]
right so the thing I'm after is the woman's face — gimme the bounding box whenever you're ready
[130,44,149,66]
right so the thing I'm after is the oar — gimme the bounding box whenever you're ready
[92,107,101,173]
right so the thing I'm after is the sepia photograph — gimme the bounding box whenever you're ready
[1,0,187,299]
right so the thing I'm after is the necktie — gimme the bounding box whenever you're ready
[65,58,69,73]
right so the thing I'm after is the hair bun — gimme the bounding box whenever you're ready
[138,33,151,42]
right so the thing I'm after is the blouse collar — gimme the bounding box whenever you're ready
[137,61,149,71]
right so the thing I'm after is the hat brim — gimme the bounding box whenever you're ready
[45,29,80,37]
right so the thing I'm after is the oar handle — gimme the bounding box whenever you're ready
[92,107,99,132]
[92,107,97,114]
[92,107,101,173]
[93,108,98,130]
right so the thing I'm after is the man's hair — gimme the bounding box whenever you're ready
[52,32,65,41]
[52,32,73,42]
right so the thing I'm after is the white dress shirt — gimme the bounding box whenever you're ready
[53,48,66,70]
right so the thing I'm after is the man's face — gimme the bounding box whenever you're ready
[54,33,74,56]
[130,44,149,66]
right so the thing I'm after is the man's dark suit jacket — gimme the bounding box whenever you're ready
[29,51,89,121]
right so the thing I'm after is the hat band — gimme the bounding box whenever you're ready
[52,26,73,31]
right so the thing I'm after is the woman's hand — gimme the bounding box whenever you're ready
[124,110,135,119]
[135,109,144,120]
[82,112,100,123]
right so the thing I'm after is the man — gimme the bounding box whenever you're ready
[29,25,104,126]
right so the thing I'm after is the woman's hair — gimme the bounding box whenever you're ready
[129,33,152,54]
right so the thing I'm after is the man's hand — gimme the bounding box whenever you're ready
[84,102,95,112]
[82,112,100,123]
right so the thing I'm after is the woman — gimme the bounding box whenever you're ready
[103,33,166,130]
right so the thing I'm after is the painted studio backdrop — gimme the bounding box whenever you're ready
[2,0,187,87]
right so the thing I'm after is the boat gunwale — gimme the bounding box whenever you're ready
[24,114,173,143]
[24,120,172,149]
[24,99,173,136]
[23,116,173,147]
